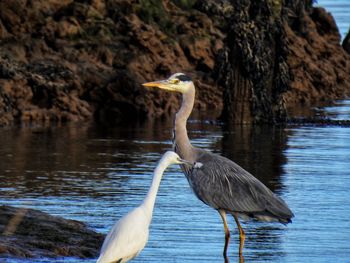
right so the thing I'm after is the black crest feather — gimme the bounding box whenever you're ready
[176,74,192,82]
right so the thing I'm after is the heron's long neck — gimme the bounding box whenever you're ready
[174,85,195,161]
[142,164,166,222]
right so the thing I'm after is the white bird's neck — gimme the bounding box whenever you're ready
[174,83,195,161]
[141,163,167,222]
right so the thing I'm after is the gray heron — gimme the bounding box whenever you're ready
[143,73,294,258]
[97,151,192,263]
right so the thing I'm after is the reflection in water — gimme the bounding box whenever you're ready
[0,101,350,262]
[220,124,288,192]
[0,119,289,263]
[0,120,175,198]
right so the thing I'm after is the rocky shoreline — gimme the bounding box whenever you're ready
[0,0,349,126]
[0,205,104,259]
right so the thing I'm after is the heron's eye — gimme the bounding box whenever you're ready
[169,79,180,84]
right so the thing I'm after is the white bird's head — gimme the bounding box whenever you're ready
[161,151,193,166]
[142,73,193,94]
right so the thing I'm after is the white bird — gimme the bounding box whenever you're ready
[97,151,192,263]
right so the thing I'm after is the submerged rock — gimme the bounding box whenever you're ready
[0,205,104,259]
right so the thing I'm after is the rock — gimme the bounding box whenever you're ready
[343,29,350,54]
[0,0,349,125]
[0,205,104,259]
[284,6,350,109]
[215,0,350,123]
[214,0,290,123]
[0,0,224,126]
[57,18,81,38]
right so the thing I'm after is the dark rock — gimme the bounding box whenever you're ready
[214,0,350,123]
[0,205,104,259]
[214,0,292,123]
[343,29,350,54]
[288,117,350,127]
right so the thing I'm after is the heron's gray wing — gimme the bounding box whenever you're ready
[187,150,293,219]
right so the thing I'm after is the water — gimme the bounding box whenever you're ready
[0,100,350,263]
[0,3,349,262]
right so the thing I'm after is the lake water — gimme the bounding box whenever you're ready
[1,2,350,263]
[0,99,350,263]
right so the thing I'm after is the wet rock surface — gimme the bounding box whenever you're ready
[0,205,104,259]
[0,0,224,126]
[215,0,350,123]
[284,6,350,110]
[0,0,349,125]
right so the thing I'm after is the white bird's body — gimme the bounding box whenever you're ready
[97,151,191,263]
[97,207,149,263]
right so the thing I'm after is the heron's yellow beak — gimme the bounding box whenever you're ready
[142,80,177,92]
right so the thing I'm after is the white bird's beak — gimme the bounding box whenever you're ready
[178,158,193,166]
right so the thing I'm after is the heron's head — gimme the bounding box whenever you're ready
[142,73,193,94]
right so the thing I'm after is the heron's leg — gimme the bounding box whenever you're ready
[218,209,230,259]
[232,213,245,255]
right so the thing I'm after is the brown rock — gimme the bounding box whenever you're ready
[0,19,9,38]
[0,0,224,126]
[0,205,104,258]
[57,18,81,38]
[0,0,348,126]
[284,7,350,109]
